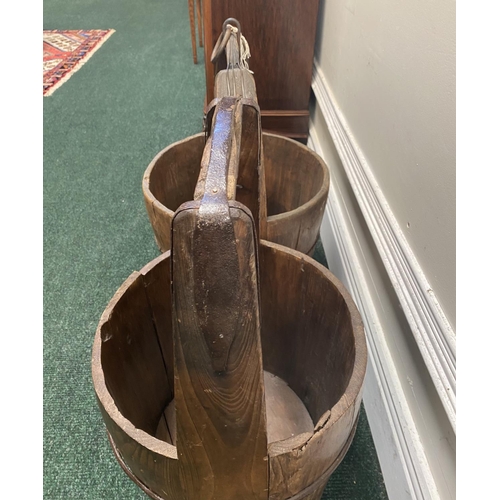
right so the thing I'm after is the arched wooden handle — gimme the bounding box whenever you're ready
[170,97,268,499]
[201,96,268,240]
[204,19,267,239]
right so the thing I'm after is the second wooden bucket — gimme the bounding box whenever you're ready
[143,131,329,255]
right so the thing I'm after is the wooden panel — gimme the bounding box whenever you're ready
[97,398,181,500]
[263,131,329,254]
[143,134,205,251]
[203,0,320,108]
[99,272,171,435]
[235,102,268,239]
[146,134,204,211]
[141,255,175,396]
[260,110,310,141]
[263,133,327,216]
[258,241,365,422]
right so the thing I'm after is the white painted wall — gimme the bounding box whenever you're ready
[315,0,456,330]
[310,1,456,499]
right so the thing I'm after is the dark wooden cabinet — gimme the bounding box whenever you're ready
[203,0,320,143]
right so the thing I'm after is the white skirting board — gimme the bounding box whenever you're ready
[308,129,439,500]
[308,62,456,500]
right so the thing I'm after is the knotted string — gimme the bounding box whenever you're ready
[226,24,254,74]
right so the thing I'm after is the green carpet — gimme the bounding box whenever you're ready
[43,0,388,498]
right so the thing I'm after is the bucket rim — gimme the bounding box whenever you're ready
[142,132,330,222]
[91,241,367,460]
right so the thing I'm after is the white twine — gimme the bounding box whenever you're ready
[227,24,254,74]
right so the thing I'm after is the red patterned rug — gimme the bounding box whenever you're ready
[43,29,115,96]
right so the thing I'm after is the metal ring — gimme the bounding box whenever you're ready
[223,17,241,33]
[223,18,242,58]
[211,18,243,63]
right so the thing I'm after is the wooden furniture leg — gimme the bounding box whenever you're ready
[188,0,197,63]
[196,0,203,47]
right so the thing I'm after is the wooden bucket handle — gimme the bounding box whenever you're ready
[201,95,267,240]
[204,18,268,239]
[170,97,269,499]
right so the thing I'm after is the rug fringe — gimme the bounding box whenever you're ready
[44,29,116,97]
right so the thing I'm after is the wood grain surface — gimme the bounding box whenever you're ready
[92,253,181,499]
[170,97,268,499]
[156,371,314,446]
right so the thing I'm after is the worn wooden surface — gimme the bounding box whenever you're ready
[258,241,367,499]
[143,133,205,251]
[157,371,314,446]
[263,134,329,254]
[98,271,170,435]
[172,206,268,499]
[170,97,268,499]
[143,131,328,254]
[92,253,181,500]
[93,239,366,499]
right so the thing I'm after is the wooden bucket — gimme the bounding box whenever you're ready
[142,131,329,255]
[92,97,366,500]
[92,242,366,500]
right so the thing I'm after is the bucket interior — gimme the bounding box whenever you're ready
[147,133,327,218]
[98,243,356,447]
